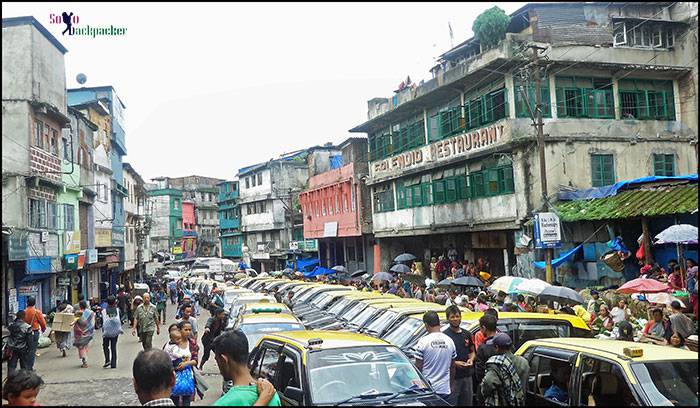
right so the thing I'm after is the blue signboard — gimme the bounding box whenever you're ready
[26,257,53,274]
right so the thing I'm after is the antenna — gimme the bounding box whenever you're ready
[76,73,87,85]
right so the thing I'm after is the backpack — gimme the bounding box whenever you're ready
[102,309,123,338]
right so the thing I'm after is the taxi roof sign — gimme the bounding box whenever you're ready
[251,306,282,313]
[307,338,324,349]
[623,346,643,358]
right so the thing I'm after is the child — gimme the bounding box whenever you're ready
[2,369,44,406]
[164,324,195,406]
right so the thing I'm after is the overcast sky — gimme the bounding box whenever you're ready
[3,2,526,182]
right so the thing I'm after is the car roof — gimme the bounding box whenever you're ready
[241,312,301,324]
[338,292,396,299]
[377,303,445,313]
[264,330,390,350]
[243,302,291,311]
[357,298,424,306]
[519,338,698,362]
[456,311,591,331]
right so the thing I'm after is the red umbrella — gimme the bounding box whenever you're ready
[616,278,669,294]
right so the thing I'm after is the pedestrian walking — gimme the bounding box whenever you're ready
[156,286,168,324]
[177,304,198,340]
[22,297,46,371]
[102,295,123,369]
[133,293,160,351]
[212,329,281,406]
[414,311,456,403]
[2,369,44,407]
[199,308,227,370]
[443,305,476,406]
[133,349,177,406]
[132,295,144,337]
[54,301,74,357]
[7,310,34,374]
[479,333,528,406]
[474,314,499,406]
[73,300,95,368]
[169,280,178,305]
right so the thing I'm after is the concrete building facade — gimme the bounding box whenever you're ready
[218,180,243,260]
[350,2,698,283]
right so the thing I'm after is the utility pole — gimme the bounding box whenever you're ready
[519,43,554,283]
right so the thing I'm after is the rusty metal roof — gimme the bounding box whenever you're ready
[555,184,698,222]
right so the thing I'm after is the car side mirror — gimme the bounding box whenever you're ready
[283,386,303,403]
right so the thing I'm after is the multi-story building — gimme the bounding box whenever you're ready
[147,178,183,259]
[350,2,698,283]
[181,200,197,258]
[299,138,374,273]
[123,163,148,283]
[2,16,70,314]
[68,86,128,297]
[217,180,243,260]
[238,146,340,272]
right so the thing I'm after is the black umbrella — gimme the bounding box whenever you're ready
[331,265,347,273]
[437,278,454,288]
[350,269,367,278]
[390,264,412,274]
[372,272,395,282]
[331,272,352,281]
[537,286,584,305]
[394,253,417,263]
[451,276,484,288]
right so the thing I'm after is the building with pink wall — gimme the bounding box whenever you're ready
[182,200,197,257]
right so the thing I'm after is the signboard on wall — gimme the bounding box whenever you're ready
[8,289,18,317]
[26,257,53,274]
[87,249,98,264]
[323,222,338,238]
[64,231,81,254]
[9,236,29,261]
[534,212,563,249]
[111,227,125,247]
[95,228,112,247]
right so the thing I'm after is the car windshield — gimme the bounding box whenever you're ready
[631,360,698,406]
[298,288,325,302]
[316,294,339,308]
[307,346,429,404]
[329,298,353,314]
[349,306,378,327]
[384,318,424,348]
[364,310,399,333]
[342,303,368,322]
[239,323,304,352]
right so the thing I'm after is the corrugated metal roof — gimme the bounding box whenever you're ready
[555,184,698,222]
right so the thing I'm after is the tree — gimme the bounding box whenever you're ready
[472,6,511,50]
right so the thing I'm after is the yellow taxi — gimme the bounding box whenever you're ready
[248,330,449,406]
[347,302,446,335]
[385,311,592,356]
[316,297,429,331]
[301,291,400,327]
[229,306,305,352]
[514,337,698,406]
[240,302,292,316]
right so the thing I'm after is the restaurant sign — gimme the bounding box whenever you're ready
[371,124,504,178]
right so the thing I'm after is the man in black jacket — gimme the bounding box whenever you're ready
[7,310,34,374]
[474,314,498,405]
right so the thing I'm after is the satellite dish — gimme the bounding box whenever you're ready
[76,73,87,85]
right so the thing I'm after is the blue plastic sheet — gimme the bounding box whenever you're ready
[330,155,344,169]
[293,258,320,273]
[533,244,583,270]
[303,266,336,278]
[557,174,698,201]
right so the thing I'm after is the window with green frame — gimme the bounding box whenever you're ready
[591,154,615,187]
[555,76,614,119]
[369,132,392,161]
[397,180,432,209]
[515,80,552,118]
[373,184,395,213]
[618,79,675,120]
[393,120,426,154]
[653,153,675,176]
[429,87,509,141]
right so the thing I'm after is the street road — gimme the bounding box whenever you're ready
[2,303,224,406]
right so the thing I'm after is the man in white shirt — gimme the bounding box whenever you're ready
[414,311,456,403]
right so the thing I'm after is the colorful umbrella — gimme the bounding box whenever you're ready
[638,292,686,307]
[617,278,669,294]
[515,278,551,296]
[488,276,526,294]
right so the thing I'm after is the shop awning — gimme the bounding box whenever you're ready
[19,273,54,284]
[555,183,698,222]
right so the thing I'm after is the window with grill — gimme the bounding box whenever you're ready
[653,154,675,176]
[471,172,486,197]
[591,154,615,187]
[34,121,44,148]
[64,204,75,231]
[619,79,675,120]
[29,199,44,228]
[50,129,59,156]
[47,202,58,229]
[556,77,614,119]
[373,184,395,213]
[515,80,552,118]
[614,20,676,49]
[432,180,446,204]
[457,174,471,199]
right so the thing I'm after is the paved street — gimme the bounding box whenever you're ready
[2,304,223,406]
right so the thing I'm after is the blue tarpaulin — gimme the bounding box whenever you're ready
[557,174,698,201]
[533,244,583,270]
[304,266,336,278]
[330,155,344,169]
[292,258,320,273]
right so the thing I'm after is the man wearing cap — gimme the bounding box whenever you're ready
[480,333,528,406]
[587,290,605,316]
[414,311,456,403]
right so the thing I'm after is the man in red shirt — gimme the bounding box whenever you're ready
[23,297,47,371]
[472,308,500,350]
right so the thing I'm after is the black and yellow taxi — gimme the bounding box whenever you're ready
[248,330,449,406]
[294,288,358,322]
[387,311,592,356]
[514,337,698,406]
[317,297,429,331]
[302,292,399,327]
[228,305,305,351]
